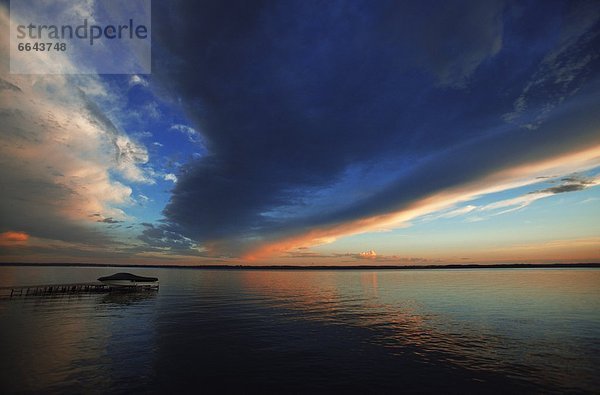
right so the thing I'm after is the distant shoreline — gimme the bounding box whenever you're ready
[0,262,598,270]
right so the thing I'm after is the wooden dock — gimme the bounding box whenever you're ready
[0,282,112,298]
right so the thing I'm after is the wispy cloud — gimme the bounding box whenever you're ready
[479,174,599,215]
[424,205,478,221]
[170,124,201,143]
[479,193,553,215]
[503,3,599,128]
[426,174,600,221]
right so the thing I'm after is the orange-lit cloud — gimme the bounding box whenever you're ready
[245,144,600,260]
[0,231,29,245]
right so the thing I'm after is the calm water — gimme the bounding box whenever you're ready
[0,266,599,394]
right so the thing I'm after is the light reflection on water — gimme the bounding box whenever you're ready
[0,267,599,393]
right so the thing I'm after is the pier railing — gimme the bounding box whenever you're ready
[0,282,112,298]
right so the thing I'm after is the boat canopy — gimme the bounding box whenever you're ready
[98,273,158,282]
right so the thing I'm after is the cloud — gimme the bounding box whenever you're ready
[129,75,149,87]
[147,0,600,258]
[503,1,600,128]
[425,205,478,221]
[114,135,153,183]
[164,173,178,183]
[284,249,433,264]
[444,174,600,218]
[134,131,153,139]
[480,193,553,215]
[579,197,599,205]
[170,124,201,143]
[284,251,333,259]
[357,250,377,260]
[0,6,149,247]
[283,250,436,265]
[97,217,122,224]
[137,223,201,254]
[486,174,600,214]
[0,78,22,92]
[0,231,29,244]
[142,102,161,120]
[138,194,151,205]
[473,237,600,263]
[537,175,598,194]
[540,184,587,194]
[414,0,505,87]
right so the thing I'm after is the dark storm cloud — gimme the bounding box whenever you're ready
[149,0,600,255]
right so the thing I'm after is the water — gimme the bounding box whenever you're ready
[0,266,599,394]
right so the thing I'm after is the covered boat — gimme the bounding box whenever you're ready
[97,272,159,289]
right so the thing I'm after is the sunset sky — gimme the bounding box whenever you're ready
[0,0,599,265]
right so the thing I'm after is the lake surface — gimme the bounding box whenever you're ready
[0,266,599,394]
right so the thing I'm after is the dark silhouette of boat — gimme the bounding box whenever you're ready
[97,273,159,289]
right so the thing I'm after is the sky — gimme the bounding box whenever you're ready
[0,0,599,265]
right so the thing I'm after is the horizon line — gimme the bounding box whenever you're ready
[0,262,599,270]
